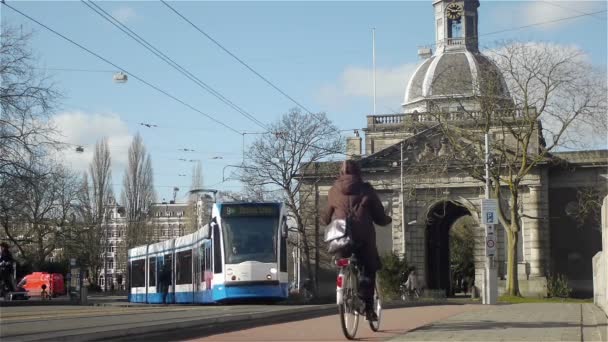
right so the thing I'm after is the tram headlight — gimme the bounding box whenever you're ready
[270,268,277,274]
[266,274,272,280]
[231,275,237,281]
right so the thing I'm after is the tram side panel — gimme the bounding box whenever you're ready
[193,225,213,303]
[174,232,196,303]
[146,239,174,304]
[128,245,148,303]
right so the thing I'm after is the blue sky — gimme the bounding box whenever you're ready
[2,0,606,201]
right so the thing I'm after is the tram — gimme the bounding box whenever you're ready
[128,202,289,303]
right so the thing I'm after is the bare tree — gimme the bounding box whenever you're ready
[183,161,205,232]
[430,41,607,296]
[0,25,63,264]
[0,156,79,269]
[1,25,60,184]
[87,138,113,289]
[190,161,203,192]
[239,108,344,293]
[121,133,155,249]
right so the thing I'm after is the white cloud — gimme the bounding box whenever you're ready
[499,1,606,31]
[112,6,137,24]
[316,63,418,111]
[52,111,132,178]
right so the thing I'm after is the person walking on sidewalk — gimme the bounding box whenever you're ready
[159,262,171,304]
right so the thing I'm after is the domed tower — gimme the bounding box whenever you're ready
[402,0,511,114]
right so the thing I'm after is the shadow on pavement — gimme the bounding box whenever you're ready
[414,321,607,332]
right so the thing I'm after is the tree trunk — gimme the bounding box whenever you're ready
[301,231,313,284]
[505,227,520,296]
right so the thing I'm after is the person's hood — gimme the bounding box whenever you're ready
[334,174,364,195]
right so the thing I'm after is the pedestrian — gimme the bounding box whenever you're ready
[159,262,171,304]
[0,242,16,293]
[407,267,420,297]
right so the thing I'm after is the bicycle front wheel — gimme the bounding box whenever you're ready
[369,282,382,332]
[339,269,359,340]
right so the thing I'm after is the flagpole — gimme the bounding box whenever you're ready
[372,28,376,116]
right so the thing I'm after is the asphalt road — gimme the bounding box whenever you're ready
[0,304,336,341]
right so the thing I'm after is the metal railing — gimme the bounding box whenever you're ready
[367,107,536,128]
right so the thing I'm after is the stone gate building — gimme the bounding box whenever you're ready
[300,0,607,298]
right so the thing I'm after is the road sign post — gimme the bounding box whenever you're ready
[482,133,498,305]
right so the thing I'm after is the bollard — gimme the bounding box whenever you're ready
[80,283,88,305]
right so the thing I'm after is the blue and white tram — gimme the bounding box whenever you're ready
[128,201,289,303]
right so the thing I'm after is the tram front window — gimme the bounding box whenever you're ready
[223,217,278,264]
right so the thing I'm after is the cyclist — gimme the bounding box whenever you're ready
[321,160,392,321]
[0,242,16,293]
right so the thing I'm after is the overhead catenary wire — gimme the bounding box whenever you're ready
[81,0,269,131]
[80,1,366,161]
[160,0,315,116]
[1,0,242,135]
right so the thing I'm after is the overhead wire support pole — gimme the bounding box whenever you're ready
[400,142,405,258]
[372,28,376,116]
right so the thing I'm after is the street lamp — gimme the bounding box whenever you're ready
[113,71,128,83]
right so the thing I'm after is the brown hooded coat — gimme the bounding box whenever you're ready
[321,169,392,272]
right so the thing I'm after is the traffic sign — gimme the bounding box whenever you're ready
[486,236,496,256]
[481,199,499,225]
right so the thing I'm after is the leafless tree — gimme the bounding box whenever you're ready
[190,161,203,193]
[239,108,344,293]
[1,25,60,185]
[0,156,79,269]
[85,138,114,289]
[183,161,205,232]
[121,133,155,249]
[429,41,607,296]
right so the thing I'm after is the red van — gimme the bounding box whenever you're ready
[18,272,65,298]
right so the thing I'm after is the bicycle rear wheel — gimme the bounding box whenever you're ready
[369,282,382,332]
[339,269,359,340]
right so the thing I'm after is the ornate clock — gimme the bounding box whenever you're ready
[446,3,463,20]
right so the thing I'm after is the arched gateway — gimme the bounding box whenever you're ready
[425,200,473,296]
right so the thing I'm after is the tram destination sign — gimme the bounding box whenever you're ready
[221,204,278,217]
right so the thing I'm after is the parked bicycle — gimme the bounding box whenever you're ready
[336,255,381,340]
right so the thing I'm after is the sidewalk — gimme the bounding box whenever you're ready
[391,303,608,341]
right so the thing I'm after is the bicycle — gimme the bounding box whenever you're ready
[336,255,382,340]
[400,283,420,301]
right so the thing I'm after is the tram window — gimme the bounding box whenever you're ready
[131,259,145,287]
[280,235,287,272]
[149,257,156,287]
[200,246,206,281]
[213,225,222,274]
[207,245,211,271]
[176,250,192,285]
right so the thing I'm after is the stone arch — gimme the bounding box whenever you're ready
[423,199,476,296]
